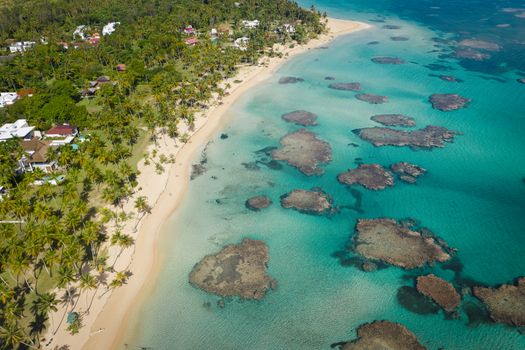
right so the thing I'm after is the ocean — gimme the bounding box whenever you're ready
[123,1,525,348]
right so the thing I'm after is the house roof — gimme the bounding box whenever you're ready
[0,119,34,140]
[185,37,198,45]
[97,76,111,82]
[20,139,51,163]
[46,124,77,136]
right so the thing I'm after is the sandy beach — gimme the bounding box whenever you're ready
[43,17,370,350]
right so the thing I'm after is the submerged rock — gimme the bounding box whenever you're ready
[390,162,427,183]
[337,164,394,190]
[383,24,402,29]
[338,320,426,350]
[458,39,501,51]
[371,56,405,65]
[352,218,451,269]
[429,93,471,111]
[189,238,276,300]
[329,82,362,91]
[355,94,388,104]
[371,114,416,127]
[325,76,336,80]
[454,48,491,61]
[397,286,441,315]
[473,277,525,326]
[367,41,380,45]
[517,78,525,84]
[425,63,456,71]
[278,76,304,84]
[280,189,332,215]
[463,301,492,326]
[433,74,463,82]
[416,274,461,312]
[272,129,332,176]
[191,164,207,180]
[391,36,409,41]
[354,125,458,149]
[245,196,272,211]
[281,110,318,126]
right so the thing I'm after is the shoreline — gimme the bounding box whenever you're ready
[44,17,370,350]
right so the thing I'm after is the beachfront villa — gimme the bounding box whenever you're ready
[0,119,35,141]
[73,25,87,40]
[183,25,196,35]
[0,92,18,108]
[45,124,78,146]
[185,37,199,46]
[242,19,260,29]
[9,41,36,53]
[103,22,120,36]
[283,23,296,33]
[19,139,56,173]
[234,37,250,50]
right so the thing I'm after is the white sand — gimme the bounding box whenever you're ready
[43,17,370,350]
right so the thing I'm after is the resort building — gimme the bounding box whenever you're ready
[185,37,199,46]
[102,22,120,36]
[73,25,87,40]
[234,37,250,51]
[242,20,260,29]
[88,33,101,45]
[0,119,35,141]
[9,41,36,53]
[0,186,7,201]
[283,23,296,33]
[0,92,18,108]
[183,25,196,35]
[19,139,56,173]
[45,124,78,146]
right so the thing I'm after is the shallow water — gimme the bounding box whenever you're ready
[123,1,525,349]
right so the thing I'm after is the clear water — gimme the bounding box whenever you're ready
[123,1,525,349]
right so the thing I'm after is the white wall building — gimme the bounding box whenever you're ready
[234,37,250,51]
[103,22,120,36]
[73,25,87,40]
[283,24,296,33]
[0,119,35,141]
[242,20,260,29]
[9,41,36,53]
[0,92,18,108]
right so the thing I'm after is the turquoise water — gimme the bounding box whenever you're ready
[123,3,525,349]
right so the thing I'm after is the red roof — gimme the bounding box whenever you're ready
[46,124,76,136]
[185,37,198,45]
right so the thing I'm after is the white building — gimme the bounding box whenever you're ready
[0,92,18,108]
[234,37,250,51]
[73,25,87,40]
[283,24,296,33]
[0,119,35,141]
[102,22,120,36]
[9,41,36,53]
[242,20,260,29]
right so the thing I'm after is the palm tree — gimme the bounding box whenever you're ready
[31,292,58,317]
[0,322,25,349]
[110,231,134,268]
[79,273,99,315]
[133,196,151,229]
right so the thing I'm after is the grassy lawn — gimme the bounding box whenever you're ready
[77,97,103,114]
